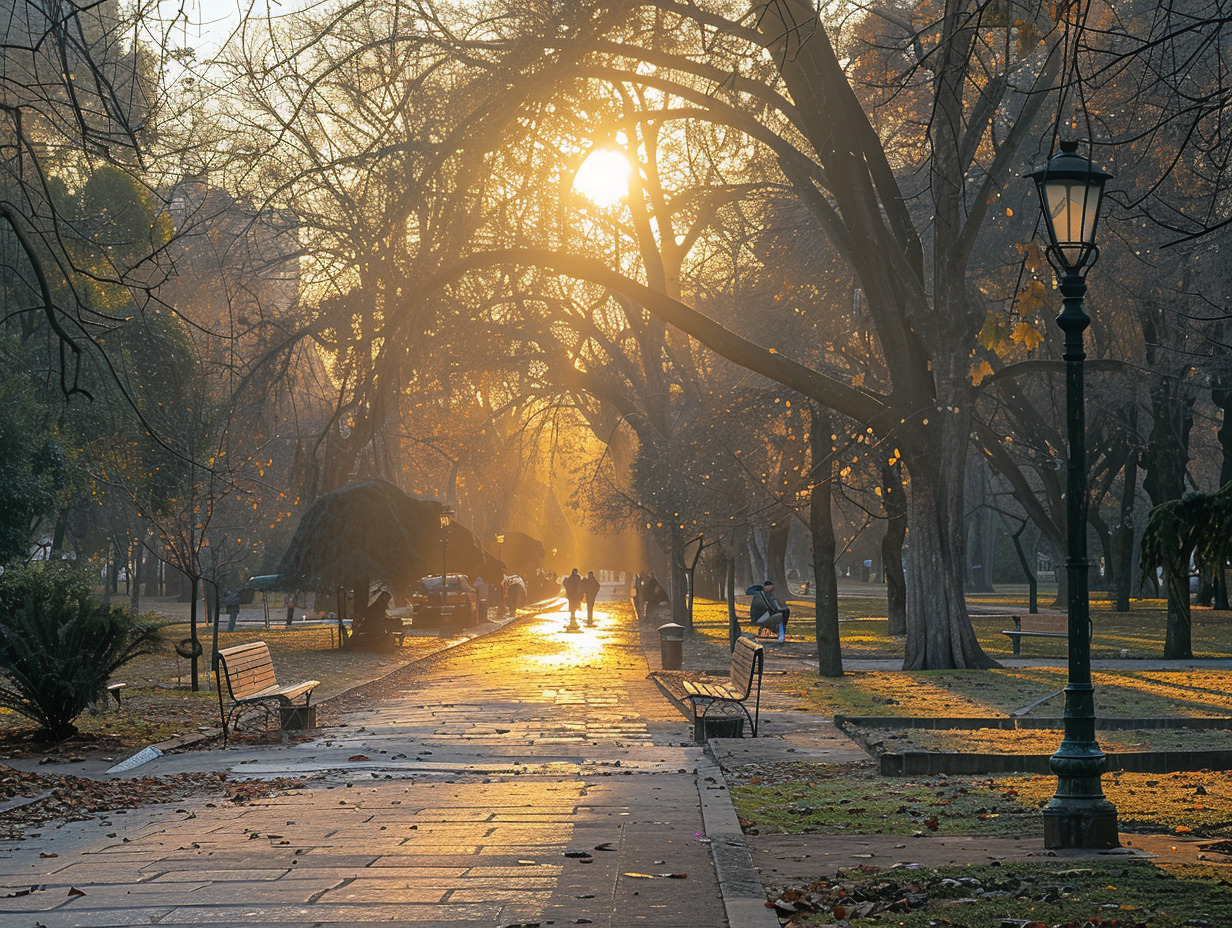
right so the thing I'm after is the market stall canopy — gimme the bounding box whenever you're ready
[276,480,502,593]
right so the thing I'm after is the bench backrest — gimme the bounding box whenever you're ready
[728,636,764,699]
[217,641,278,700]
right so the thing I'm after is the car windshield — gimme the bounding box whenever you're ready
[419,575,468,594]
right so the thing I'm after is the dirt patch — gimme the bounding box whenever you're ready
[0,764,310,841]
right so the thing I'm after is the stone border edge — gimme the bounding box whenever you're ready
[695,749,780,928]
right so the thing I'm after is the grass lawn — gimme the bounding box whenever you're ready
[686,593,1232,661]
[778,667,1232,719]
[728,762,1232,840]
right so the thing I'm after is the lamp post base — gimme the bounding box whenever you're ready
[1043,802,1120,849]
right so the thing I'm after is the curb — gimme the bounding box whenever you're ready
[633,614,777,928]
[696,749,779,928]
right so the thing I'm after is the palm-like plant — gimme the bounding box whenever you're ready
[1140,481,1232,659]
[0,563,159,740]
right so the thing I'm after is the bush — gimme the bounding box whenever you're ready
[0,562,159,740]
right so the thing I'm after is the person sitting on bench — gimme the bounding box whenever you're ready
[750,580,789,642]
[350,590,397,648]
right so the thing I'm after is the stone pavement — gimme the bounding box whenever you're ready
[0,588,777,928]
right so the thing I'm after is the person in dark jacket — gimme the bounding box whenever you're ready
[750,580,789,642]
[582,571,601,625]
[563,568,583,626]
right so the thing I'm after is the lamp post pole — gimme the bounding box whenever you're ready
[1046,270,1119,849]
[440,508,453,614]
[495,533,505,618]
[1029,140,1119,849]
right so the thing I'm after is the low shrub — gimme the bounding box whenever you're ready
[0,561,159,740]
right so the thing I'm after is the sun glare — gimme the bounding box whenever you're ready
[573,149,630,207]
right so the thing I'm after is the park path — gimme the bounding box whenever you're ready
[0,590,734,927]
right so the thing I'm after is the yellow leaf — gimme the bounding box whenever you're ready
[1011,322,1045,351]
[977,313,1008,351]
[970,359,995,386]
[1014,279,1051,318]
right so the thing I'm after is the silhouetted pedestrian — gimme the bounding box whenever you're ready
[582,571,601,626]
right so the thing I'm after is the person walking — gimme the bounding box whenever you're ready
[582,570,601,626]
[562,568,583,630]
[474,575,490,624]
[222,589,241,633]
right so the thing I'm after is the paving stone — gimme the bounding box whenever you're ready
[156,902,504,922]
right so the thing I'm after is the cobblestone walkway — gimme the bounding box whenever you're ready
[0,596,728,927]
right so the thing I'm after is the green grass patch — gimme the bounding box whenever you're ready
[772,860,1232,926]
[727,762,1043,838]
[728,763,1232,842]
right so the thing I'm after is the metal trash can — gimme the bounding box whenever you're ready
[658,622,684,671]
[280,705,316,730]
[694,716,744,742]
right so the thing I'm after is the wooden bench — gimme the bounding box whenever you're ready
[682,636,765,739]
[216,641,319,746]
[999,615,1068,656]
[90,682,127,714]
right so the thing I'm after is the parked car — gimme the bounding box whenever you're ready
[414,574,477,626]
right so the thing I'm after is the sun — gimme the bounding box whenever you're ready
[573,148,630,207]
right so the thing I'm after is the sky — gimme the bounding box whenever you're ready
[155,0,298,60]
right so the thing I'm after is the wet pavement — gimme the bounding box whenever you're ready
[0,591,758,927]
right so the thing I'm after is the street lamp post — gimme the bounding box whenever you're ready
[495,533,505,618]
[1028,139,1119,849]
[440,507,453,616]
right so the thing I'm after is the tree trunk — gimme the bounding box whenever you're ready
[964,459,997,592]
[881,462,907,636]
[1163,567,1193,659]
[747,528,768,587]
[1112,438,1138,612]
[1089,510,1113,594]
[1010,521,1039,614]
[726,556,738,650]
[669,523,690,627]
[188,579,200,692]
[130,541,142,612]
[1213,384,1232,610]
[765,518,792,594]
[1143,372,1194,655]
[902,421,1000,670]
[811,406,842,676]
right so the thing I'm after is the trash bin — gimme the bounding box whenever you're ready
[280,705,316,730]
[658,622,684,671]
[694,716,744,741]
